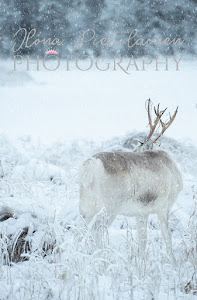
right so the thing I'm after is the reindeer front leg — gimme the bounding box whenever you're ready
[158,211,177,267]
[136,215,148,254]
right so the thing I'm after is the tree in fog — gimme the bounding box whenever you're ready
[0,0,21,55]
[0,0,196,57]
[79,0,106,56]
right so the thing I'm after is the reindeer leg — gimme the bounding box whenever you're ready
[158,212,177,267]
[136,215,148,255]
[107,214,116,226]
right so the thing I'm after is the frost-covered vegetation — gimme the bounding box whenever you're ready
[0,133,196,299]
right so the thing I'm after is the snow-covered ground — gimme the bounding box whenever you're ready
[0,57,196,144]
[0,58,197,299]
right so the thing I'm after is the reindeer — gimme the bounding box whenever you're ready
[79,99,183,264]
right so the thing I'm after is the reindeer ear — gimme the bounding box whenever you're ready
[137,140,144,146]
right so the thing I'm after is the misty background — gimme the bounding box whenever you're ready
[0,0,197,58]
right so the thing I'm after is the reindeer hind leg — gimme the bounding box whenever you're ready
[158,211,177,267]
[136,215,148,255]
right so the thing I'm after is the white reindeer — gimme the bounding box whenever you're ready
[79,100,183,264]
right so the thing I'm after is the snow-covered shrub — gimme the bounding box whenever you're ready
[0,204,57,265]
[14,160,66,182]
[123,132,197,177]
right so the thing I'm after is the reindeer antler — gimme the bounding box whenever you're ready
[146,99,167,140]
[153,107,178,143]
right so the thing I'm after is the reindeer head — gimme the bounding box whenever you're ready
[136,99,178,152]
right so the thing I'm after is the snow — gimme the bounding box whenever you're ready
[0,57,196,144]
[0,59,197,299]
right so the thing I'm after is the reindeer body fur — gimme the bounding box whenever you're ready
[79,150,183,264]
[80,150,182,222]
